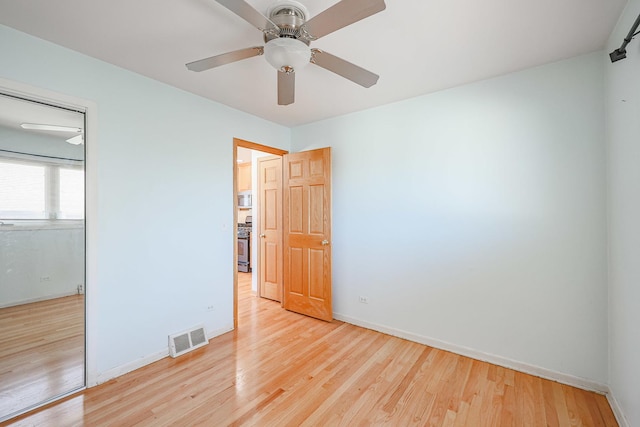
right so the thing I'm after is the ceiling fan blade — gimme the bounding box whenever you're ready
[311,49,379,88]
[301,0,386,40]
[214,0,278,32]
[278,71,295,105]
[186,47,264,72]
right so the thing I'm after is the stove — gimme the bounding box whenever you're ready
[238,216,252,272]
[237,224,251,238]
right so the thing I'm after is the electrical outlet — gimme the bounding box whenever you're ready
[77,284,84,294]
[206,305,214,312]
[359,296,369,304]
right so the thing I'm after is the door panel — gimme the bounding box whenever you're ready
[289,247,304,295]
[289,186,304,232]
[265,242,278,282]
[309,248,325,299]
[309,185,324,234]
[258,156,283,302]
[264,189,278,229]
[283,148,332,321]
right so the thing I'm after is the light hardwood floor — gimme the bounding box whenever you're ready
[0,295,84,419]
[3,274,617,426]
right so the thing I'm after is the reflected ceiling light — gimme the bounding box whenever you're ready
[21,123,82,133]
[66,134,84,145]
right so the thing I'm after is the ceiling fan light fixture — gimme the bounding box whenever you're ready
[264,37,310,72]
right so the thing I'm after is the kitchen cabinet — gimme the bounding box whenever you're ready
[237,162,251,192]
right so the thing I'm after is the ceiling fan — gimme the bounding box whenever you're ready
[186,0,386,105]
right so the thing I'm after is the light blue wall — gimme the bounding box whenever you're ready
[606,0,640,424]
[292,52,608,385]
[0,24,290,376]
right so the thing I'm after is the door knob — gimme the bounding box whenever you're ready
[321,239,330,245]
[260,234,266,238]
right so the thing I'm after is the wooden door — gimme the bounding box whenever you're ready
[283,148,332,321]
[258,156,283,302]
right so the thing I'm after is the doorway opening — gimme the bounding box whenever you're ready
[233,139,334,326]
[233,138,287,329]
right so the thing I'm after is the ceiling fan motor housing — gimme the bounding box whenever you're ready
[266,1,310,42]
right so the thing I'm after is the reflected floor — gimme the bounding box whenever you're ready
[0,295,84,419]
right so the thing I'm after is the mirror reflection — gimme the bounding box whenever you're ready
[0,93,85,421]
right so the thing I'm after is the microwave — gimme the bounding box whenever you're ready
[238,191,252,208]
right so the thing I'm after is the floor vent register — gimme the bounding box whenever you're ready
[168,325,208,358]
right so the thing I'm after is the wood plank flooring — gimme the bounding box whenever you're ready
[0,295,84,419]
[2,274,617,426]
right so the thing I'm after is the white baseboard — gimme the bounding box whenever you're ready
[94,348,168,386]
[333,312,608,394]
[206,325,234,342]
[0,291,79,309]
[606,389,630,427]
[91,324,234,387]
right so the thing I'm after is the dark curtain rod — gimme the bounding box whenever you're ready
[610,13,640,63]
[0,148,84,163]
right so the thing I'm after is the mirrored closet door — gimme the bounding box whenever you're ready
[0,93,85,422]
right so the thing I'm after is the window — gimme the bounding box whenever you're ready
[0,161,46,218]
[59,168,84,219]
[0,158,84,220]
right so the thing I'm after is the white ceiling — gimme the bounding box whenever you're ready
[0,0,627,127]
